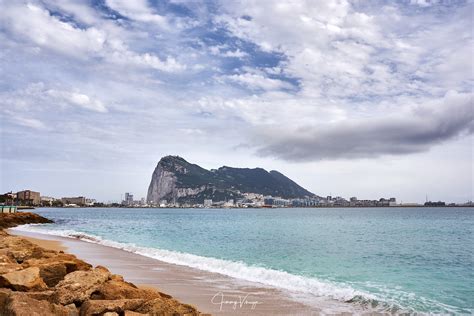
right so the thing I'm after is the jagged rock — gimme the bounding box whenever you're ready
[91,279,161,301]
[52,266,111,305]
[135,297,199,316]
[1,291,78,316]
[24,290,55,301]
[0,252,22,274]
[0,212,53,229]
[23,255,92,287]
[0,266,48,291]
[79,299,145,316]
[0,236,47,263]
[124,310,149,316]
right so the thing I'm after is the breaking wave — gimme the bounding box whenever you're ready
[10,224,464,314]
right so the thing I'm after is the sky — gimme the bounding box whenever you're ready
[0,0,472,203]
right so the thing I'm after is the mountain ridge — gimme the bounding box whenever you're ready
[147,155,315,204]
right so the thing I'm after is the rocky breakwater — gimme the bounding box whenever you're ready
[0,213,202,315]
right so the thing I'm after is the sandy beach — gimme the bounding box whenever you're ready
[8,229,329,315]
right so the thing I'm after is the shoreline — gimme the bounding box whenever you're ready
[0,213,202,315]
[8,228,334,315]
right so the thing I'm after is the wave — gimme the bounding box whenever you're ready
[9,224,464,314]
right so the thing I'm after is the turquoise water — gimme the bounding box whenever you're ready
[15,207,473,314]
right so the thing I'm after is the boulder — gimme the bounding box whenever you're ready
[91,279,161,301]
[0,262,22,275]
[23,253,92,287]
[52,266,111,305]
[124,311,149,316]
[0,236,48,263]
[1,291,78,316]
[135,297,199,316]
[0,266,48,291]
[24,290,55,301]
[79,299,145,316]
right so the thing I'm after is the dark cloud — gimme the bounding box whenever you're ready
[256,92,473,161]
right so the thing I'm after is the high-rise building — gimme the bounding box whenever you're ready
[124,193,134,206]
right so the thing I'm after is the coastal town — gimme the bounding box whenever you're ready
[1,189,472,209]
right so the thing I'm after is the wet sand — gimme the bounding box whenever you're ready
[8,229,327,315]
[19,235,68,252]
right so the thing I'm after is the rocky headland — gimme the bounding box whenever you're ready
[0,212,202,315]
[147,155,315,205]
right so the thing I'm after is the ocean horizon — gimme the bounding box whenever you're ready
[11,207,474,315]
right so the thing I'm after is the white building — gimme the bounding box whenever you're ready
[204,199,212,207]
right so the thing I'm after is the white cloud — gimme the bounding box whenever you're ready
[0,2,186,73]
[226,73,291,91]
[48,90,108,113]
[11,116,48,130]
[1,3,106,58]
[105,0,169,28]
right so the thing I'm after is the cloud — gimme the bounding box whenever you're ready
[1,83,108,113]
[0,2,186,72]
[47,90,108,113]
[105,0,169,28]
[255,91,473,161]
[224,73,292,91]
[10,116,48,130]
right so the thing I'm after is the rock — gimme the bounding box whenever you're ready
[52,266,111,305]
[103,312,119,316]
[91,279,161,301]
[0,288,12,312]
[0,212,53,229]
[146,155,314,205]
[0,261,22,275]
[24,290,55,301]
[0,266,48,291]
[23,255,91,287]
[79,299,145,316]
[135,297,199,316]
[0,236,47,263]
[124,310,149,316]
[1,291,78,316]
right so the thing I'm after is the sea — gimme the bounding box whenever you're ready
[10,207,473,314]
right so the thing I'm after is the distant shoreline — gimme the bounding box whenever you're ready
[28,204,474,209]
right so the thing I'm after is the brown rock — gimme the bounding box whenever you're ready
[79,299,145,316]
[22,256,90,288]
[92,279,161,301]
[0,266,48,291]
[0,212,53,229]
[135,297,199,316]
[0,262,22,275]
[103,312,120,316]
[24,253,92,271]
[125,311,149,316]
[0,288,12,312]
[52,266,111,305]
[1,291,78,316]
[24,290,55,301]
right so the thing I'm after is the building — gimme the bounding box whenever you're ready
[204,199,212,207]
[123,193,134,206]
[16,190,41,206]
[85,198,96,206]
[40,196,55,206]
[61,196,86,206]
